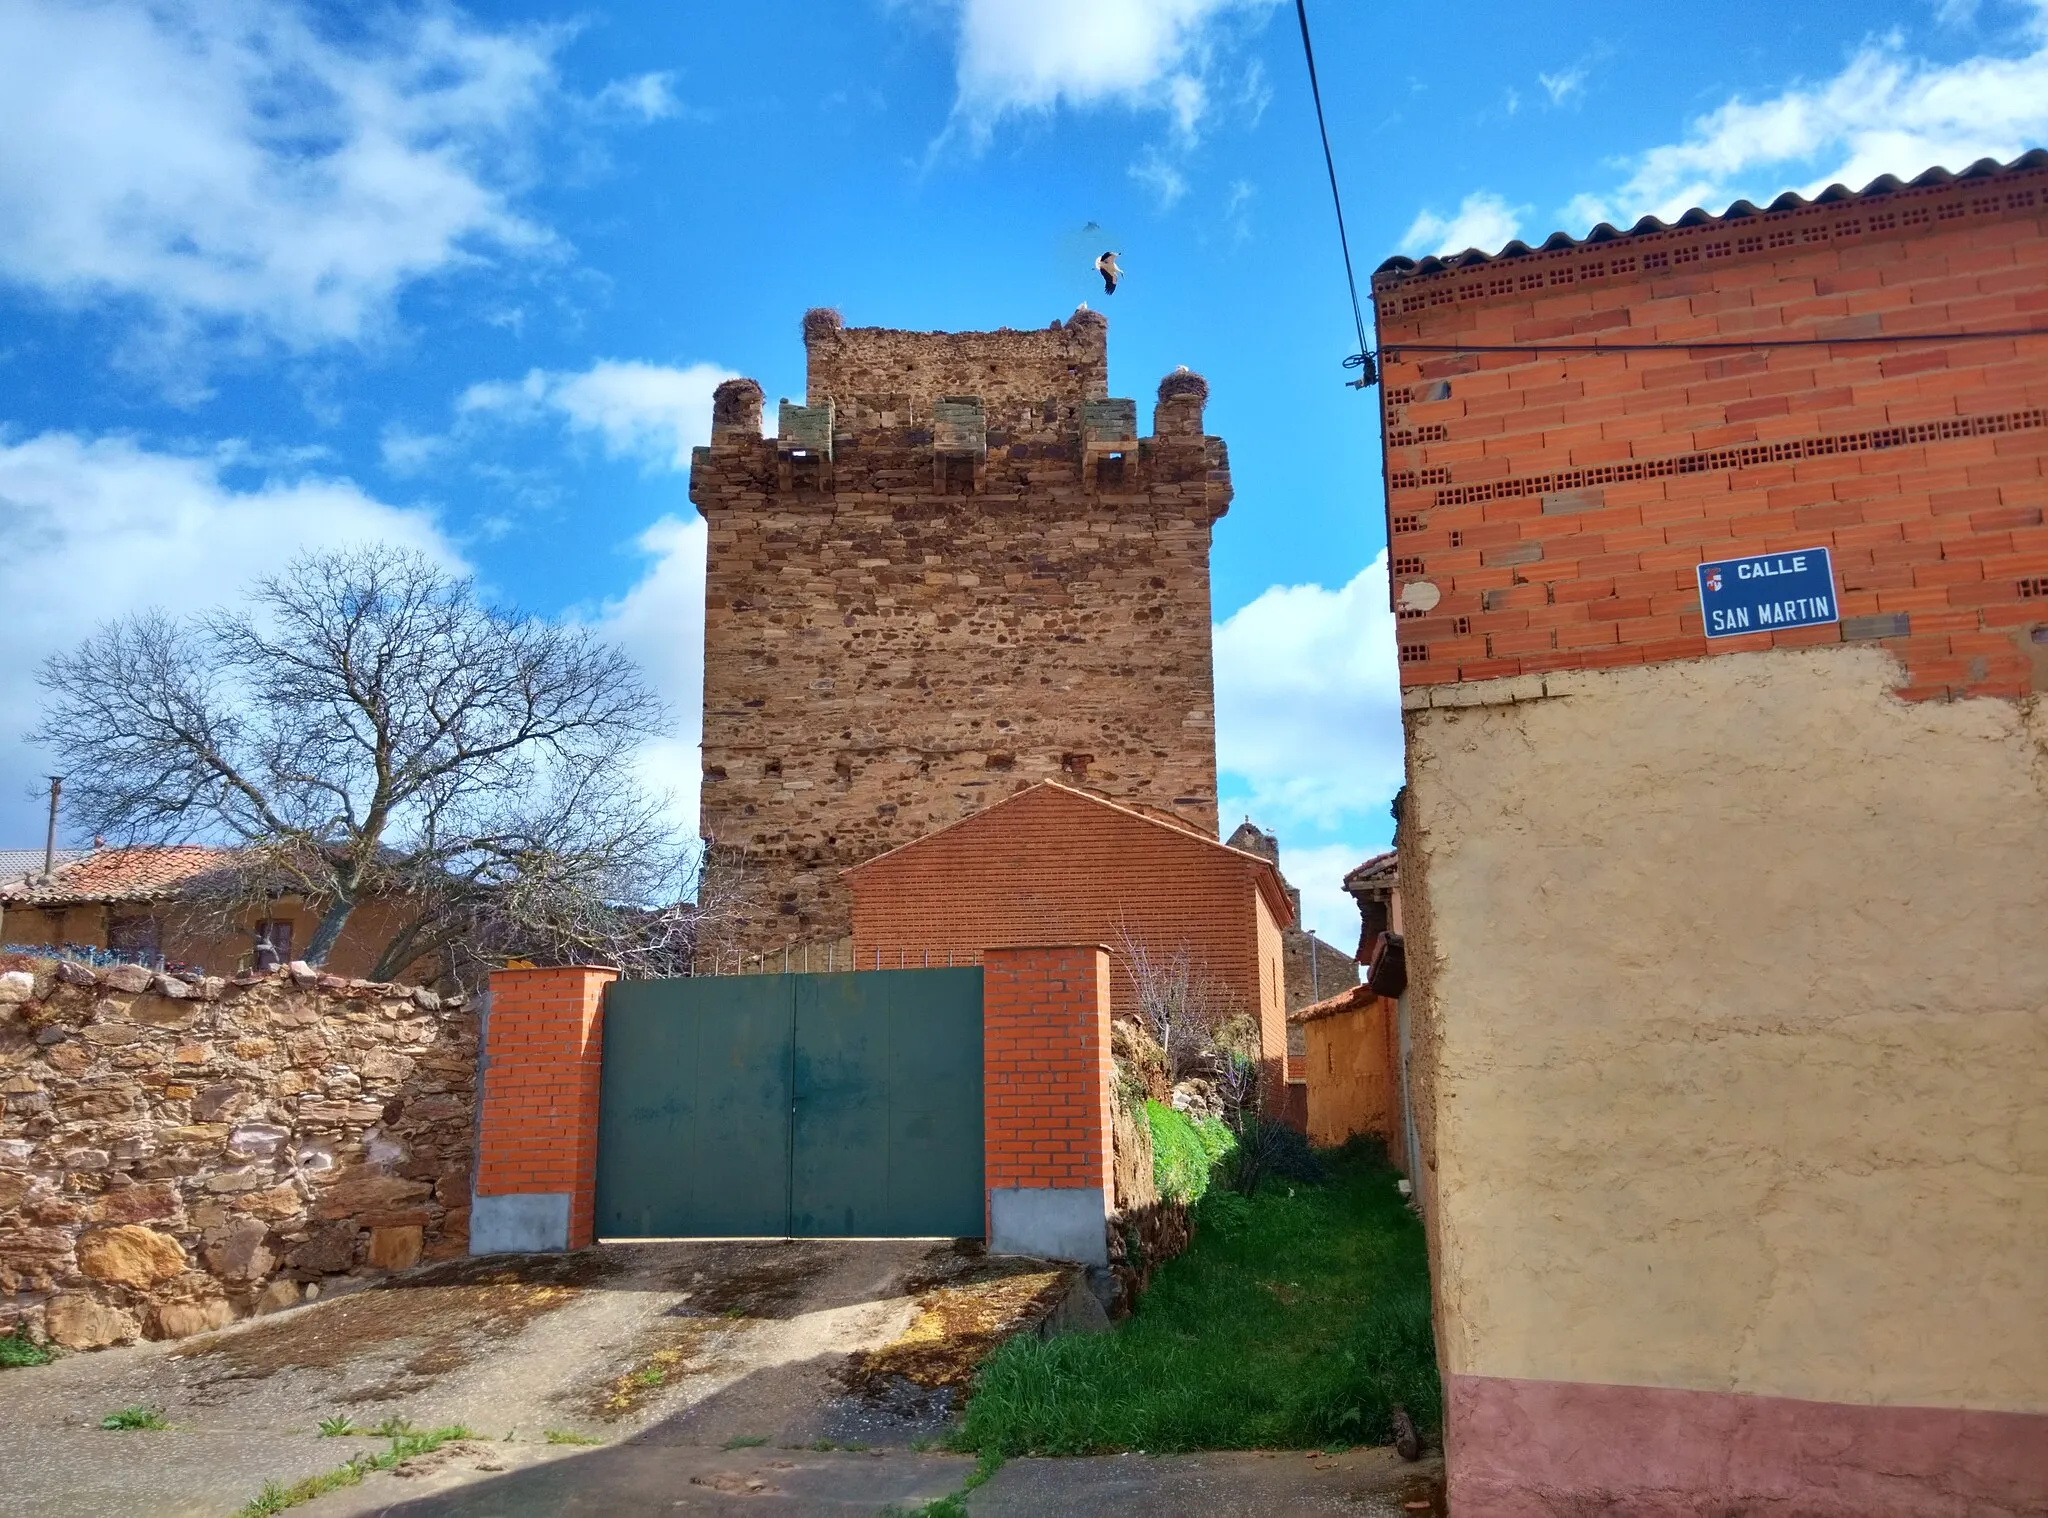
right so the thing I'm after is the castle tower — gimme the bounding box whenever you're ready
[687,308,1233,958]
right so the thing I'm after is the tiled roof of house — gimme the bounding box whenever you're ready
[0,845,236,904]
[1373,150,2048,282]
[1343,850,1398,893]
[1289,981,1378,1025]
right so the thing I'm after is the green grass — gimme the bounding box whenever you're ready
[100,1406,168,1431]
[545,1429,603,1446]
[1144,1100,1235,1204]
[316,1415,354,1438]
[883,1451,1005,1517]
[720,1434,768,1450]
[956,1143,1440,1455]
[0,1326,55,1368]
[233,1426,477,1517]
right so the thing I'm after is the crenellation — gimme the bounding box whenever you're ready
[692,310,1231,958]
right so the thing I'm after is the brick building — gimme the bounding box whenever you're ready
[1374,154,2047,1510]
[843,781,1293,1081]
[688,309,1232,959]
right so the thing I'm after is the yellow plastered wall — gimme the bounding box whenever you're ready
[1404,646,2048,1412]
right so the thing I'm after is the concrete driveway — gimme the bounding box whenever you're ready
[0,1238,1444,1516]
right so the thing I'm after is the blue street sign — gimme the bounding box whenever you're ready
[1696,546,1839,639]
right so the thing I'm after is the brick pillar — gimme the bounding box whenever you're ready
[471,965,618,1254]
[981,943,1114,1264]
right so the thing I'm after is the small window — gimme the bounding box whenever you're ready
[254,919,294,960]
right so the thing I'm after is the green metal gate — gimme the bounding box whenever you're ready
[594,968,984,1239]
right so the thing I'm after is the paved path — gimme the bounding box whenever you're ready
[0,1237,1445,1516]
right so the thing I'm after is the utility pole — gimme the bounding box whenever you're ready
[42,776,62,880]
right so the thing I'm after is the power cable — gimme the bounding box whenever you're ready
[1293,0,1377,390]
[1381,328,2048,358]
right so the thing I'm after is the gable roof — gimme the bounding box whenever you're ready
[0,845,236,905]
[1344,850,1398,894]
[1373,150,2048,283]
[844,780,1295,927]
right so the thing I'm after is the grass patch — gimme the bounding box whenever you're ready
[0,1325,55,1368]
[316,1415,354,1438]
[545,1429,603,1446]
[100,1406,168,1430]
[1145,1100,1235,1204]
[884,1450,1004,1518]
[956,1142,1440,1455]
[233,1426,476,1517]
[721,1434,768,1450]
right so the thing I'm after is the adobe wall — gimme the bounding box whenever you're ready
[1404,652,2048,1503]
[0,959,474,1348]
[1301,996,1400,1149]
[691,311,1231,960]
[1376,160,2048,1510]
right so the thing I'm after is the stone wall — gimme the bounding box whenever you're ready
[0,957,475,1349]
[691,309,1233,958]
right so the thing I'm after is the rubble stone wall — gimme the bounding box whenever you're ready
[0,958,475,1349]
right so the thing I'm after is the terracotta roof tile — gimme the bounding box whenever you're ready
[1373,151,2048,281]
[0,845,236,904]
[1343,850,1398,893]
[1290,981,1379,1024]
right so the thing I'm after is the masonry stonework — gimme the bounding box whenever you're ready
[1374,156,2048,1513]
[0,958,473,1348]
[690,310,1232,958]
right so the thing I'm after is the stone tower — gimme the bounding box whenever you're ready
[688,307,1233,958]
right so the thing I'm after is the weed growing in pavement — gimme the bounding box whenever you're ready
[370,1414,413,1437]
[885,1450,1005,1518]
[0,1325,54,1368]
[234,1427,478,1517]
[721,1434,769,1450]
[100,1406,168,1430]
[955,1144,1440,1455]
[544,1429,603,1445]
[316,1415,354,1438]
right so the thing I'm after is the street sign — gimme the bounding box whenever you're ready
[1696,547,1839,639]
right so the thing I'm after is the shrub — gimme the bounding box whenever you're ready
[1228,1117,1325,1196]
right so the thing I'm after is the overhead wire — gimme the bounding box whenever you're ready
[1292,0,1377,389]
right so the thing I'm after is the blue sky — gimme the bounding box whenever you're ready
[3,0,2045,937]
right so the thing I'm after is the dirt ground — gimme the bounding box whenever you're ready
[0,1237,1444,1516]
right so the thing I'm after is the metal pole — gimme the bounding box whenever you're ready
[43,776,62,879]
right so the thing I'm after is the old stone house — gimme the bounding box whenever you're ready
[0,845,429,982]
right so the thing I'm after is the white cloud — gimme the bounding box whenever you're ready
[1562,13,2048,230]
[593,71,681,123]
[1274,841,1374,947]
[581,516,709,843]
[939,0,1275,142]
[1538,65,1586,106]
[1129,147,1190,208]
[1401,191,1526,256]
[460,360,735,470]
[1214,551,1403,829]
[0,0,561,350]
[0,432,461,842]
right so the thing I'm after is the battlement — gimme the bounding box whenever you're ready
[802,306,1106,440]
[692,316,1228,516]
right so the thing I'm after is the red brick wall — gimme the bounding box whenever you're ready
[1374,166,2048,702]
[848,783,1289,1062]
[476,966,617,1250]
[982,944,1113,1202]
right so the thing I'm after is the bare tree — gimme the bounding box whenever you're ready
[33,546,679,981]
[1115,926,1244,1084]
